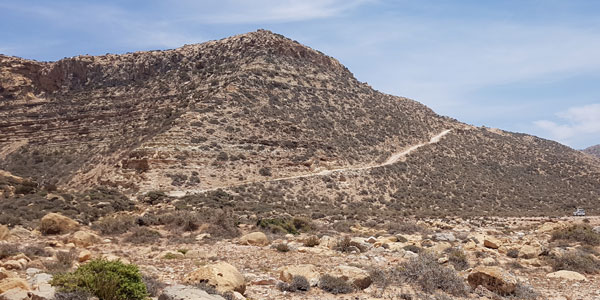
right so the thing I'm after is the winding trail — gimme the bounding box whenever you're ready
[169,129,452,196]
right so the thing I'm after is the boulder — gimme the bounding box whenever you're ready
[546,270,587,281]
[185,262,245,294]
[68,231,101,248]
[0,262,22,271]
[483,237,501,249]
[319,236,337,249]
[0,278,30,294]
[158,285,226,300]
[482,257,496,266]
[278,264,320,286]
[39,213,79,234]
[519,245,539,259]
[0,288,29,300]
[0,226,9,241]
[0,269,16,281]
[78,250,92,263]
[592,226,600,234]
[434,233,456,242]
[239,232,269,246]
[330,266,372,290]
[467,266,517,295]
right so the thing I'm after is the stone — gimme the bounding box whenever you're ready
[0,269,16,281]
[238,232,269,246]
[185,250,216,259]
[25,269,41,277]
[519,245,539,259]
[546,270,587,281]
[158,285,226,300]
[0,278,30,294]
[0,226,9,241]
[8,228,30,240]
[434,233,456,242]
[330,266,372,290]
[101,254,130,264]
[592,226,600,234]
[68,231,101,248]
[429,242,452,254]
[28,273,52,287]
[319,236,337,249]
[0,288,29,300]
[482,257,496,266]
[483,237,501,249]
[39,213,79,234]
[185,262,245,294]
[365,236,377,243]
[78,250,92,263]
[278,264,320,286]
[467,266,517,295]
[0,261,22,271]
[438,257,449,264]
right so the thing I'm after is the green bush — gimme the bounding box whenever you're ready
[257,217,313,235]
[551,224,600,246]
[50,259,148,300]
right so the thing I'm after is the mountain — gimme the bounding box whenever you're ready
[583,144,600,158]
[1,30,599,217]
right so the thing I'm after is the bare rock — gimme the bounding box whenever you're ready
[278,264,320,286]
[158,285,226,300]
[68,231,101,248]
[467,266,517,295]
[39,213,79,235]
[0,278,30,294]
[546,270,587,281]
[434,233,456,242]
[238,232,269,246]
[483,237,501,249]
[185,262,245,294]
[0,226,9,241]
[78,250,92,263]
[0,288,29,300]
[330,265,372,290]
[519,245,539,259]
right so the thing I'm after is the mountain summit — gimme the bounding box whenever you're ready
[1,30,599,216]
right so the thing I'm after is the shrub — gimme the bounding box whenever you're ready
[139,191,168,205]
[124,228,161,244]
[398,253,469,296]
[50,259,148,300]
[335,236,366,253]
[318,274,353,294]
[551,224,600,246]
[54,291,93,300]
[21,244,52,258]
[303,236,320,247]
[550,251,600,274]
[403,245,423,254]
[386,221,428,235]
[0,243,19,259]
[278,275,310,292]
[93,215,136,235]
[447,249,469,271]
[509,282,539,300]
[273,243,290,253]
[506,248,519,258]
[258,167,272,176]
[142,275,166,297]
[257,217,313,235]
[46,248,78,273]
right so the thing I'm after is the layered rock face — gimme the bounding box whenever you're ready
[1,30,599,216]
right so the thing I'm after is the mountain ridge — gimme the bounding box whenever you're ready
[1,29,599,216]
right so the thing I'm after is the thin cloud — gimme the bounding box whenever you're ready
[534,103,600,146]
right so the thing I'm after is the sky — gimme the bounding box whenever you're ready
[1,0,599,149]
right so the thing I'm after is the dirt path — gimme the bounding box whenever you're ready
[169,129,452,196]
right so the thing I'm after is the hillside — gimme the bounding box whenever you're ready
[583,144,600,158]
[1,29,599,217]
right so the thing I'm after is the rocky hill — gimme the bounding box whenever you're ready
[583,144,600,158]
[1,29,599,217]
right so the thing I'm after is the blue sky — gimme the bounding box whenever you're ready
[1,0,599,149]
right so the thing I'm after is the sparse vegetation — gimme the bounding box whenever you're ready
[447,248,469,270]
[303,235,320,247]
[551,224,600,246]
[397,252,469,296]
[45,248,78,274]
[549,251,600,274]
[124,228,161,244]
[318,274,353,294]
[335,236,367,253]
[278,275,310,292]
